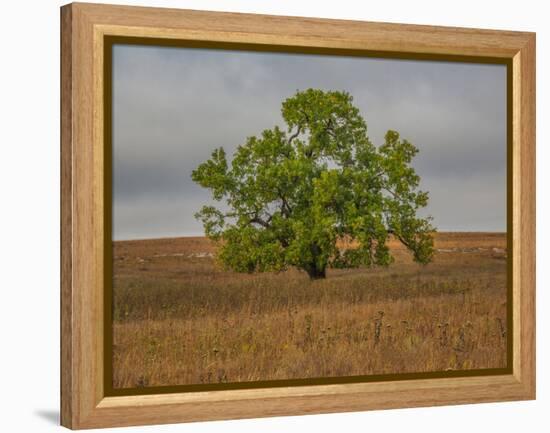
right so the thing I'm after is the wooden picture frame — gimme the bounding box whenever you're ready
[60,2,535,429]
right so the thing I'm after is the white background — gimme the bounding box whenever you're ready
[1,0,547,431]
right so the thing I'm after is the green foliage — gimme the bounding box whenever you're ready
[192,89,435,279]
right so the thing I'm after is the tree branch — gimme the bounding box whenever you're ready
[250,217,270,228]
[276,187,292,217]
[249,210,273,229]
[383,186,402,201]
[389,229,414,251]
[324,118,337,138]
[287,126,302,145]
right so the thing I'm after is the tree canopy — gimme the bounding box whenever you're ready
[192,89,435,279]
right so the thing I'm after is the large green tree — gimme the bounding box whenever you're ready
[192,89,435,279]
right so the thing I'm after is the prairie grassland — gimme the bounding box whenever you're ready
[112,232,508,388]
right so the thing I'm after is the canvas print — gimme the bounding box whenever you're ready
[110,45,508,389]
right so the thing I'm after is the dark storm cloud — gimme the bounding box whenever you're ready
[112,45,506,240]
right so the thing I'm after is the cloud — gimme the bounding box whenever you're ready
[112,45,506,240]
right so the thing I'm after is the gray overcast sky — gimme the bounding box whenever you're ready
[112,44,507,240]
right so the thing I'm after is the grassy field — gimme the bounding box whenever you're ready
[112,232,508,389]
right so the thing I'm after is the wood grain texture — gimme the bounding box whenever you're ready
[514,35,536,395]
[77,2,533,57]
[60,4,73,428]
[60,2,536,429]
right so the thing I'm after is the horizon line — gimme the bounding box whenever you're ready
[113,230,507,242]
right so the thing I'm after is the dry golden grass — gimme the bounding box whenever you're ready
[112,232,508,388]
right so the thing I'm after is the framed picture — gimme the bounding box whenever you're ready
[60,2,535,429]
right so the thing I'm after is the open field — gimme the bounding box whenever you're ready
[112,232,508,389]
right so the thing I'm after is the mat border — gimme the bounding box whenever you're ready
[61,2,535,429]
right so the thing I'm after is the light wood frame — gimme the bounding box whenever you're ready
[60,2,536,429]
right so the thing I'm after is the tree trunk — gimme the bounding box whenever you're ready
[306,243,327,280]
[306,265,326,280]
